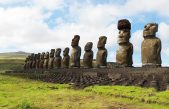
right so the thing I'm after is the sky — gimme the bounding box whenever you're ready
[0,0,169,66]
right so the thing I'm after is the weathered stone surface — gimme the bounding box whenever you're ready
[96,36,107,68]
[83,42,93,68]
[62,47,70,68]
[70,35,81,68]
[142,23,161,67]
[54,48,62,68]
[39,52,45,69]
[48,49,55,69]
[116,19,133,67]
[16,67,169,91]
[116,43,133,67]
[43,52,49,69]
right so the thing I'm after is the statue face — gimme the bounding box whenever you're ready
[97,36,107,48]
[55,48,61,56]
[118,29,130,44]
[50,49,55,53]
[50,49,55,57]
[40,52,45,59]
[34,54,38,60]
[37,53,41,59]
[85,42,93,51]
[46,52,49,56]
[44,52,49,59]
[30,53,34,60]
[71,35,80,47]
[63,47,69,56]
[143,23,158,38]
[26,56,30,61]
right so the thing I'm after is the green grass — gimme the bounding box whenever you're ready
[85,86,169,109]
[0,59,24,72]
[0,74,169,109]
[0,53,26,72]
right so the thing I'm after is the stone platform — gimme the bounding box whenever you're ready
[4,67,169,91]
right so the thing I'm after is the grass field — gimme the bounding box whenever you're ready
[0,75,169,109]
[0,52,169,109]
[0,52,27,72]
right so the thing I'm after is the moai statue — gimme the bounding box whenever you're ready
[62,47,70,68]
[116,19,133,67]
[70,35,81,68]
[96,36,107,68]
[54,48,62,68]
[141,23,161,67]
[43,52,49,69]
[36,53,41,69]
[83,42,93,68]
[39,52,45,69]
[48,49,55,69]
[24,56,29,70]
[26,55,31,69]
[29,53,35,69]
[32,54,37,69]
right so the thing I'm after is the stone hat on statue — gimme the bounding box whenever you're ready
[118,19,131,30]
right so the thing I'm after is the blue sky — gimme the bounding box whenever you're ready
[0,0,169,66]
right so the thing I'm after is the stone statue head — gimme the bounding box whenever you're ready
[55,48,61,57]
[50,49,55,57]
[40,52,45,60]
[44,52,49,59]
[37,53,41,60]
[97,36,107,48]
[117,19,131,44]
[30,53,34,60]
[34,54,38,60]
[27,55,31,61]
[85,42,93,51]
[71,35,80,47]
[63,47,69,56]
[143,23,158,38]
[118,29,130,44]
[118,19,131,30]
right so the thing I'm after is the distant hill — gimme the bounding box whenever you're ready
[0,51,30,55]
[0,51,30,60]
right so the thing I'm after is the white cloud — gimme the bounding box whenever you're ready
[159,23,169,43]
[33,0,64,11]
[130,30,143,53]
[0,0,29,4]
[121,0,169,17]
[158,22,169,58]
